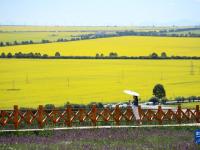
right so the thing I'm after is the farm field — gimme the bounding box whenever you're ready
[0,59,200,109]
[0,26,167,43]
[0,31,95,43]
[0,36,200,57]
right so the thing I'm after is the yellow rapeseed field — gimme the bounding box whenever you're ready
[0,59,200,109]
[0,36,200,56]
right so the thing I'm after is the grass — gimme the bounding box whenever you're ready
[0,59,200,109]
[0,36,200,57]
[179,102,200,109]
[0,127,199,149]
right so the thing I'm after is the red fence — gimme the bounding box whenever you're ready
[0,105,199,129]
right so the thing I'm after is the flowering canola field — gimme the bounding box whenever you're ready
[0,36,200,56]
[0,59,200,109]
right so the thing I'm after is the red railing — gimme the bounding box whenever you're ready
[0,105,199,129]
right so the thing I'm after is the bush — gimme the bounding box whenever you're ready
[188,96,197,102]
[175,96,185,103]
[44,104,55,110]
[55,52,61,57]
[149,97,159,105]
[161,97,168,104]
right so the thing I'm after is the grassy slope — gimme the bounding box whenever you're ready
[0,36,200,57]
[0,127,199,149]
[0,59,200,109]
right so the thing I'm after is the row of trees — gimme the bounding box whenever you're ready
[0,40,34,47]
[0,52,48,58]
[149,95,200,105]
[0,39,53,47]
[116,29,200,37]
[1,51,200,59]
[96,52,118,58]
[162,27,200,33]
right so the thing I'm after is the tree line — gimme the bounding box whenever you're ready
[1,51,200,59]
[0,52,48,58]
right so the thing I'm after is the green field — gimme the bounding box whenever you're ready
[0,25,160,43]
[0,31,95,43]
[0,59,200,109]
[1,26,199,44]
[0,36,200,57]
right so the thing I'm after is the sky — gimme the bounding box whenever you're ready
[1,0,200,26]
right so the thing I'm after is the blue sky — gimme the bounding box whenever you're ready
[1,0,200,26]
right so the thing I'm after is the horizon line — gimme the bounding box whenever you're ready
[1,24,200,27]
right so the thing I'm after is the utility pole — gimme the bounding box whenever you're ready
[190,61,194,75]
[160,72,163,81]
[26,73,29,84]
[12,80,15,89]
[66,77,69,88]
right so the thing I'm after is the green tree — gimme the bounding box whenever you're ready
[100,53,104,57]
[5,42,11,46]
[95,53,100,58]
[153,84,166,99]
[43,54,48,58]
[0,42,4,47]
[0,52,6,58]
[55,52,61,57]
[109,52,118,57]
[7,52,13,58]
[161,52,167,58]
[14,41,18,45]
[150,52,158,59]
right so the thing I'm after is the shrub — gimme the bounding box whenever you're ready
[161,97,168,104]
[175,96,184,103]
[44,104,55,110]
[149,97,159,105]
